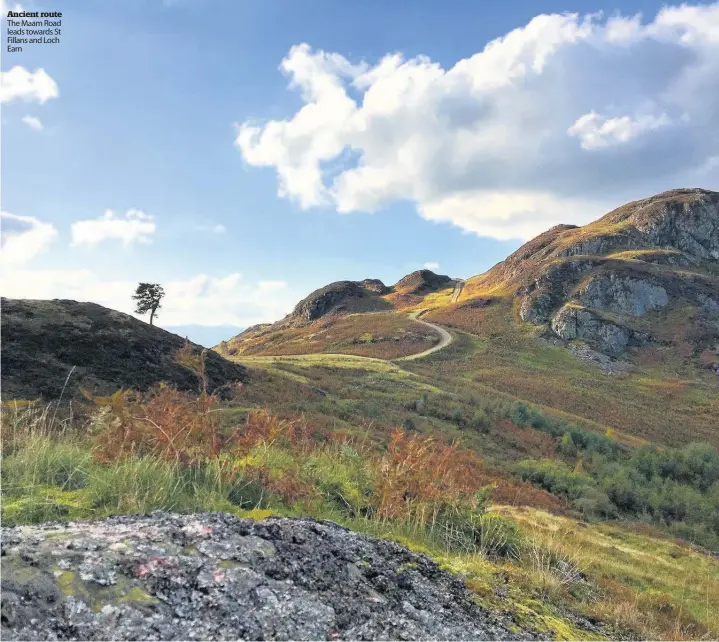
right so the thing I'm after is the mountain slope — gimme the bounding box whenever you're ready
[1,298,248,400]
[222,188,718,368]
[216,188,719,447]
[462,188,719,360]
[218,271,457,358]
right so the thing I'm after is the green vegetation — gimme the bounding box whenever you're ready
[132,282,165,326]
[3,385,718,640]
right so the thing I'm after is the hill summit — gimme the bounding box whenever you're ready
[471,188,719,358]
[1,298,248,400]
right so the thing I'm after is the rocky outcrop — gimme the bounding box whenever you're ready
[576,274,669,317]
[393,270,453,295]
[504,190,719,361]
[551,305,649,357]
[0,299,247,400]
[1,512,536,641]
[286,280,392,325]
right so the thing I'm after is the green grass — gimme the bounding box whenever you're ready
[3,411,718,640]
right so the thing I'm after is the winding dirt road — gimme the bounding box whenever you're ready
[394,309,453,361]
[234,280,463,366]
[394,280,463,361]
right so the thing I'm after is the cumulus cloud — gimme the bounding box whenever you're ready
[71,209,156,247]
[0,66,58,104]
[568,111,671,150]
[0,269,296,327]
[21,114,43,131]
[423,262,440,270]
[0,211,57,265]
[236,4,719,240]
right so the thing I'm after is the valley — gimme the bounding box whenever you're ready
[2,188,718,640]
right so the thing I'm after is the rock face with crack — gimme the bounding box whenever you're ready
[499,189,719,363]
[1,512,537,641]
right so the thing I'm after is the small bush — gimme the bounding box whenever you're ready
[510,402,531,427]
[471,409,490,432]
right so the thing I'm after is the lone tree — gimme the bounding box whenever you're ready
[132,283,165,326]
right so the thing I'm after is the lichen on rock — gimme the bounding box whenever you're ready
[1,512,539,641]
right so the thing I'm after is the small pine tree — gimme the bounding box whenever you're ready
[132,283,165,326]
[560,432,578,457]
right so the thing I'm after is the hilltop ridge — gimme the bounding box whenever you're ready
[1,298,248,400]
[221,188,718,367]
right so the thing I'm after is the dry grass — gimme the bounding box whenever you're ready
[503,505,719,640]
[222,312,438,359]
[420,300,719,448]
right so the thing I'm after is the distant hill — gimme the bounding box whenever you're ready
[221,188,718,369]
[219,270,455,357]
[1,299,248,400]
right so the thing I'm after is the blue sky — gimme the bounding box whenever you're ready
[2,0,718,346]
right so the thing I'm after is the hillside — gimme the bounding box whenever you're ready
[463,188,719,361]
[218,270,457,358]
[1,298,248,400]
[3,190,719,641]
[218,188,719,447]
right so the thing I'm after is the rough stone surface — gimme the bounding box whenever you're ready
[1,512,538,641]
[550,305,648,357]
[505,190,719,360]
[566,342,632,376]
[576,273,669,316]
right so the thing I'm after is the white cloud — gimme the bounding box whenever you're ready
[423,262,440,270]
[236,4,719,240]
[71,209,156,247]
[568,111,671,150]
[0,66,58,104]
[0,269,297,327]
[0,211,57,266]
[21,114,43,131]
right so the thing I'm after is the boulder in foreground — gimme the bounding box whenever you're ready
[1,512,536,641]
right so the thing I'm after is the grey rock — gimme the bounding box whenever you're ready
[577,273,669,317]
[566,342,632,375]
[550,305,645,357]
[1,512,539,641]
[519,292,553,325]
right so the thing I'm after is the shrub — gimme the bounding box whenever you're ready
[559,432,578,457]
[471,409,490,432]
[514,459,595,500]
[376,430,485,525]
[451,407,464,426]
[510,401,531,427]
[432,502,522,558]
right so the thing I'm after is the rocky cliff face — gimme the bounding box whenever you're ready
[499,189,719,363]
[1,299,248,400]
[1,512,538,641]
